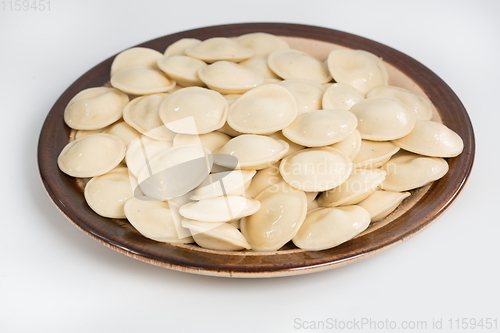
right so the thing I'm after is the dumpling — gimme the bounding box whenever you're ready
[215,134,289,170]
[282,109,357,147]
[159,87,228,134]
[58,133,126,178]
[268,49,332,84]
[227,84,298,134]
[280,147,352,192]
[64,87,129,130]
[293,205,371,251]
[327,49,388,94]
[241,181,307,251]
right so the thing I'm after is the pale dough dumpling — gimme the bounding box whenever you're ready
[352,140,400,169]
[179,196,261,223]
[214,134,289,170]
[124,198,194,243]
[357,190,411,222]
[234,32,290,58]
[367,85,434,121]
[164,38,201,57]
[279,147,352,192]
[198,61,264,94]
[110,47,164,76]
[322,83,365,110]
[307,199,320,212]
[241,181,308,252]
[122,93,176,141]
[392,120,464,157]
[102,121,141,147]
[111,66,176,95]
[125,136,173,178]
[173,131,231,153]
[268,131,305,158]
[227,84,298,134]
[279,80,325,115]
[318,168,386,207]
[137,144,212,200]
[182,219,251,251]
[185,37,254,63]
[244,163,283,199]
[282,109,357,147]
[64,87,129,130]
[190,169,256,200]
[327,49,388,94]
[74,128,106,140]
[223,94,243,105]
[329,129,362,161]
[58,133,126,178]
[239,57,281,82]
[268,49,332,84]
[216,121,243,137]
[159,87,228,134]
[349,97,416,141]
[84,167,135,219]
[380,151,449,191]
[292,205,371,251]
[157,55,207,87]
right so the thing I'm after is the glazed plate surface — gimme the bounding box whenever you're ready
[38,23,475,278]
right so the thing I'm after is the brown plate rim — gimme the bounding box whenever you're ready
[37,22,475,278]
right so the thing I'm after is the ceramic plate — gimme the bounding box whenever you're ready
[38,23,475,278]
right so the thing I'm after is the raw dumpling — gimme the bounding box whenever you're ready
[159,87,228,134]
[327,49,388,94]
[137,144,212,200]
[292,205,371,251]
[198,61,264,94]
[268,49,332,84]
[357,190,411,222]
[64,87,129,130]
[241,181,307,251]
[185,37,254,63]
[380,151,449,191]
[367,85,434,121]
[282,109,357,147]
[182,219,251,251]
[122,93,176,141]
[234,32,290,58]
[279,79,324,115]
[157,55,207,87]
[110,47,164,76]
[111,66,176,95]
[349,97,416,141]
[279,147,352,192]
[215,134,289,170]
[322,83,365,110]
[84,167,135,219]
[124,198,194,243]
[318,169,386,207]
[58,133,126,178]
[392,120,464,157]
[227,84,298,134]
[179,196,261,223]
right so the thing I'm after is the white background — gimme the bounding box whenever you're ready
[1,0,499,332]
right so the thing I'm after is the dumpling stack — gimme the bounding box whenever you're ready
[57,32,464,252]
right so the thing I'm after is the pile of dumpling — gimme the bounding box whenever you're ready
[57,32,464,252]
